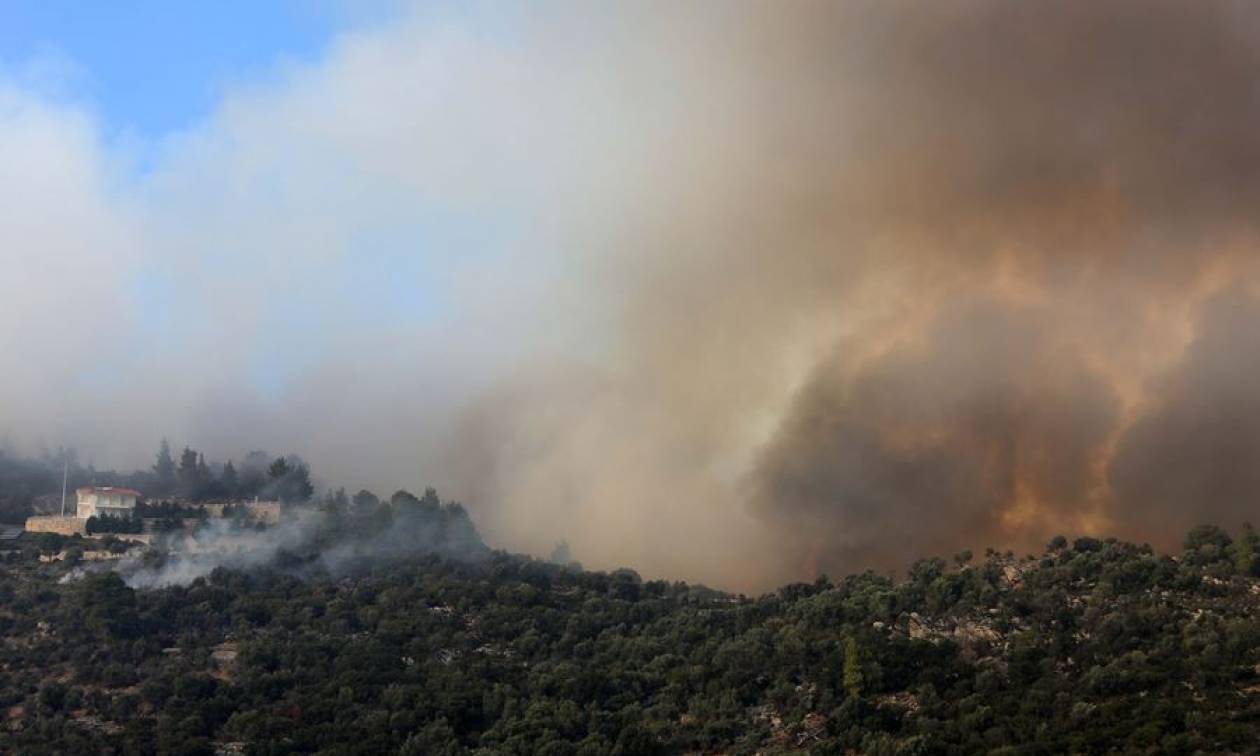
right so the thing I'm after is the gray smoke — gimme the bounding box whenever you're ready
[6,2,1260,589]
[116,494,486,589]
[120,515,321,589]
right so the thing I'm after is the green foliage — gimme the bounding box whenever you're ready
[1184,523,1232,552]
[2,524,1260,753]
[219,460,238,497]
[843,636,863,699]
[85,514,144,534]
[78,571,139,640]
[267,456,314,503]
[178,446,201,495]
[1236,522,1260,577]
[152,439,177,495]
[267,456,289,480]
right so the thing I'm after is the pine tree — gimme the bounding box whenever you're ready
[178,447,199,496]
[267,456,312,503]
[291,463,314,502]
[1237,522,1260,576]
[268,457,290,480]
[843,636,863,699]
[152,439,176,495]
[220,460,238,497]
[321,487,348,515]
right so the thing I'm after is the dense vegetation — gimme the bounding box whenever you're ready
[3,514,1260,754]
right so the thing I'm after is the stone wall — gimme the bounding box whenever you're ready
[201,500,282,524]
[25,515,87,536]
[113,533,152,545]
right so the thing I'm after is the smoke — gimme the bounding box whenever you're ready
[751,296,1123,575]
[1109,290,1260,538]
[6,1,1260,589]
[117,494,487,589]
[120,514,322,590]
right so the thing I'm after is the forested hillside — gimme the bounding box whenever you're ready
[3,516,1260,754]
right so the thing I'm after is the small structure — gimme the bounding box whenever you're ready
[76,487,140,520]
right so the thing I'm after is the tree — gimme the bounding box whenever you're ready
[220,461,238,498]
[267,457,290,481]
[1236,522,1260,576]
[322,487,349,515]
[288,463,314,503]
[79,571,139,639]
[238,451,271,497]
[178,446,200,496]
[37,682,68,713]
[267,457,313,503]
[551,541,573,565]
[1184,524,1232,552]
[843,636,863,699]
[86,515,143,534]
[153,439,177,495]
[390,489,420,508]
[1184,524,1232,565]
[909,557,946,586]
[352,489,380,514]
[391,488,442,538]
[419,487,442,514]
[400,718,461,756]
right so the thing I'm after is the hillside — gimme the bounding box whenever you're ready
[2,519,1260,754]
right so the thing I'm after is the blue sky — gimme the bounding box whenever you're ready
[2,0,474,396]
[0,0,395,138]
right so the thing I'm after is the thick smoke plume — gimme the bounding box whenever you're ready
[6,2,1260,589]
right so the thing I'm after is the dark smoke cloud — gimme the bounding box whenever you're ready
[454,1,1260,586]
[752,297,1122,577]
[720,0,1260,581]
[1109,289,1260,541]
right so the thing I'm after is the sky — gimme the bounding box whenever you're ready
[0,1,407,399]
[5,1,1260,591]
[0,1,389,138]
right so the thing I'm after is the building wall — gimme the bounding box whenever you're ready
[200,502,229,518]
[201,500,282,524]
[77,491,137,519]
[25,516,87,536]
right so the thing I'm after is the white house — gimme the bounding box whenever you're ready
[76,486,140,519]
